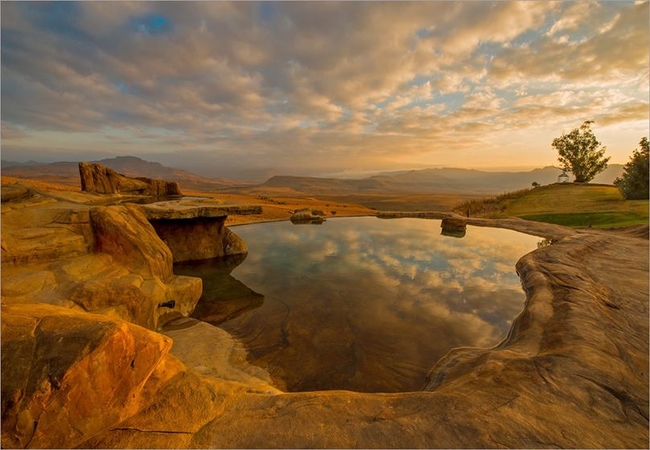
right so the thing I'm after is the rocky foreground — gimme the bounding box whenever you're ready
[1,176,648,448]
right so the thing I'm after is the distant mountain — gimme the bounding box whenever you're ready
[256,165,625,196]
[1,160,46,168]
[2,156,624,195]
[592,164,626,184]
[1,156,238,190]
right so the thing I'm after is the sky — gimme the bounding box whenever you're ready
[1,1,648,180]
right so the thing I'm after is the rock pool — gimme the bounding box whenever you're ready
[175,217,540,393]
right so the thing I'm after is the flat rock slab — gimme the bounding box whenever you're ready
[139,201,262,220]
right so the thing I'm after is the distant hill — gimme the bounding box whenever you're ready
[456,183,648,229]
[2,156,624,196]
[256,165,625,196]
[1,156,238,191]
[1,160,46,168]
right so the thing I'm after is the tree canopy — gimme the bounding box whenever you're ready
[614,137,649,200]
[552,121,610,183]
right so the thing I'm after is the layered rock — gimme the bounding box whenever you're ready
[2,197,203,329]
[78,162,181,197]
[1,303,173,449]
[139,201,251,261]
[1,184,256,329]
[90,205,174,282]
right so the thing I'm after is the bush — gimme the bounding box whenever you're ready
[615,137,649,200]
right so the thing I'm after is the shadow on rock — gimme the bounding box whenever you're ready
[174,254,264,325]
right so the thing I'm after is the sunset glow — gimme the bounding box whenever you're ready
[2,1,648,180]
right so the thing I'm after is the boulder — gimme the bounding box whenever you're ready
[1,201,92,267]
[290,208,325,224]
[1,184,31,203]
[139,202,251,261]
[78,162,181,197]
[147,217,247,262]
[440,216,466,231]
[68,274,201,330]
[89,205,173,282]
[83,205,203,328]
[441,216,467,237]
[1,303,172,449]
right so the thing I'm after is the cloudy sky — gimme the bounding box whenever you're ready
[2,1,648,180]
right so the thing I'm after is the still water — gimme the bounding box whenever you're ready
[175,217,540,393]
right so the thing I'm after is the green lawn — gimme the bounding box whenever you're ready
[457,183,649,228]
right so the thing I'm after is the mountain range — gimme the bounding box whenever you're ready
[1,156,238,190]
[2,156,624,196]
[258,165,624,195]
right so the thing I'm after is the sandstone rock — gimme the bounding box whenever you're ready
[162,318,278,392]
[1,184,31,203]
[291,208,325,224]
[80,205,203,328]
[148,217,248,262]
[136,177,182,197]
[90,205,173,282]
[440,216,467,237]
[2,180,648,448]
[1,303,172,449]
[1,201,92,266]
[138,201,252,261]
[83,370,235,449]
[79,162,181,197]
[139,201,262,220]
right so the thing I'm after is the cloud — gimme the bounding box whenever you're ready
[1,1,648,177]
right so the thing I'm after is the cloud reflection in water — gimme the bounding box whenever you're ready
[190,217,540,393]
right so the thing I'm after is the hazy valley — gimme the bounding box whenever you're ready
[1,156,626,212]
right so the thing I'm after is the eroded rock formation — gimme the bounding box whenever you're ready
[78,162,181,197]
[0,182,255,329]
[139,201,254,261]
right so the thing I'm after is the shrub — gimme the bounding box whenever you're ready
[615,137,649,200]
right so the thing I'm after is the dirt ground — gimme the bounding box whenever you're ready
[181,188,377,225]
[0,177,378,226]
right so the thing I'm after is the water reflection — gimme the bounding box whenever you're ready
[441,228,466,238]
[184,217,539,393]
[175,254,264,325]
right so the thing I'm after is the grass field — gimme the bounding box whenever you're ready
[455,183,649,228]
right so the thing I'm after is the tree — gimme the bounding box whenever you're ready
[552,121,610,183]
[614,137,649,200]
